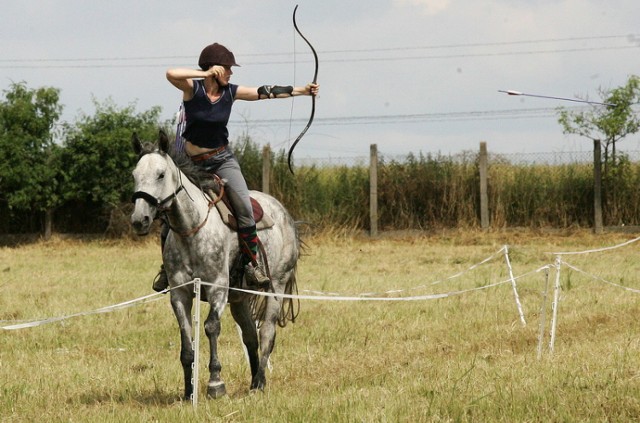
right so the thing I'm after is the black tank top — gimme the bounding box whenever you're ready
[181,80,238,149]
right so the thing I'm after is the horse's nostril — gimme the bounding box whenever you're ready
[131,215,151,234]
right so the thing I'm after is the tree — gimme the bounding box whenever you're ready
[60,98,166,233]
[557,75,640,230]
[0,82,63,238]
[558,75,640,168]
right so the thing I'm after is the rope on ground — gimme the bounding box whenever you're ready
[2,263,547,330]
[301,246,508,297]
[0,281,193,330]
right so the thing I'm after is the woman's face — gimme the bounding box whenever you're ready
[216,65,233,86]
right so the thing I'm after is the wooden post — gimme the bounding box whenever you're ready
[593,139,603,234]
[479,142,489,229]
[370,144,378,237]
[262,145,271,194]
[44,209,53,240]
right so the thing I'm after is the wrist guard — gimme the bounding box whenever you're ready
[257,85,294,99]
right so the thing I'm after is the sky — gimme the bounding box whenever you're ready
[1,0,639,161]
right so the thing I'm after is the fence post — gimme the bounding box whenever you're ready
[262,144,271,194]
[593,139,603,234]
[549,256,562,355]
[191,278,201,408]
[370,144,378,237]
[479,142,489,229]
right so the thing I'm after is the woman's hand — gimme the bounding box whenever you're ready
[206,65,223,79]
[306,83,320,96]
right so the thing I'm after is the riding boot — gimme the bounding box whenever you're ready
[238,225,271,290]
[244,262,271,289]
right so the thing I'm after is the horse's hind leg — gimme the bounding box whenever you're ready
[204,304,226,398]
[254,297,282,391]
[230,301,261,390]
[170,293,194,400]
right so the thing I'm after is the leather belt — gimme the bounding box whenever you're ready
[189,145,226,162]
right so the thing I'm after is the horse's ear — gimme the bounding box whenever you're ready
[132,132,142,155]
[158,130,170,153]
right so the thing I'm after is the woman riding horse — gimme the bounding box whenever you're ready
[153,42,319,292]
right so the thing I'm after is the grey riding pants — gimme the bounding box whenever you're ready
[194,147,255,229]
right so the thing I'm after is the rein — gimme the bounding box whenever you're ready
[131,153,224,238]
[175,182,224,238]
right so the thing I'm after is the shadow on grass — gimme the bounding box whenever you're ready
[74,385,262,407]
[75,389,185,407]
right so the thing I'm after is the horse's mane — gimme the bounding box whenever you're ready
[137,141,220,192]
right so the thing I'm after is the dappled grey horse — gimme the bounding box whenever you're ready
[130,131,300,399]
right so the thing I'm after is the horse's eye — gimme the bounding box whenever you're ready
[158,172,165,180]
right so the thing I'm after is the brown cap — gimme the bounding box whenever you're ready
[198,43,240,70]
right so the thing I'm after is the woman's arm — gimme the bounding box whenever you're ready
[166,66,224,100]
[236,83,319,101]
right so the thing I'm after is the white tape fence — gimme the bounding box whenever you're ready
[3,236,640,407]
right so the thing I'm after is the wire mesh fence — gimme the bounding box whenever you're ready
[257,143,640,232]
[294,149,640,168]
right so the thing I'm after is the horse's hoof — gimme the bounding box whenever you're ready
[249,386,264,395]
[250,378,266,392]
[207,381,227,399]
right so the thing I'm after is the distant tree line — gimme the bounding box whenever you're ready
[1,77,639,239]
[0,82,167,238]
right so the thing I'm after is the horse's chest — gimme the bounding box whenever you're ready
[176,234,231,265]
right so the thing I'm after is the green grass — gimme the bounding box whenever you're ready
[1,230,640,422]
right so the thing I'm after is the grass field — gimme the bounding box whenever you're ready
[1,229,640,422]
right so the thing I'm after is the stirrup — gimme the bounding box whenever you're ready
[152,267,169,293]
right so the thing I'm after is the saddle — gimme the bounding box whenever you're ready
[208,179,274,231]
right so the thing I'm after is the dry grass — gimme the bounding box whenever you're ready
[1,230,640,422]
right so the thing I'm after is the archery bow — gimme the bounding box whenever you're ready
[287,5,319,174]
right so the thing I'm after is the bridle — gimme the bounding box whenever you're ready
[132,153,186,213]
[131,186,184,213]
[131,152,223,238]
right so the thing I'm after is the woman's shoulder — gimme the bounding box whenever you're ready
[227,83,239,99]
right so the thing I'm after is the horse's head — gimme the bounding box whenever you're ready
[130,130,180,235]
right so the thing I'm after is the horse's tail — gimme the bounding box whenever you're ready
[250,220,304,327]
[275,221,307,327]
[277,262,300,327]
[249,261,300,328]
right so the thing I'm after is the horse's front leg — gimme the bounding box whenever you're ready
[204,286,228,398]
[170,290,194,400]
